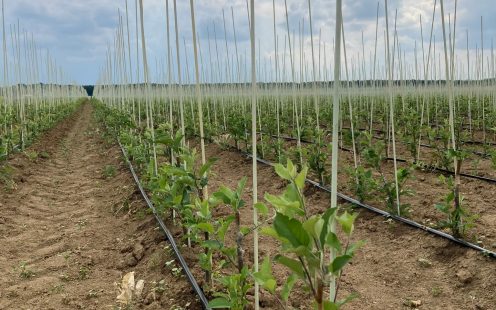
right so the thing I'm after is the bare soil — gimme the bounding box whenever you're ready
[0,103,199,310]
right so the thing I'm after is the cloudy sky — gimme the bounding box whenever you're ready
[2,0,495,85]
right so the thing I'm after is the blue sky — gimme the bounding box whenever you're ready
[2,0,496,85]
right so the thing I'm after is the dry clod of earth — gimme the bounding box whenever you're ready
[455,269,474,284]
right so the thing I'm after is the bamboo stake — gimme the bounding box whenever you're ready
[249,1,259,308]
[330,0,342,302]
[384,0,401,215]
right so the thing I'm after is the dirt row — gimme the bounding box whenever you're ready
[0,103,199,310]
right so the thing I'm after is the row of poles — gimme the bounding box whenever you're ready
[94,0,492,307]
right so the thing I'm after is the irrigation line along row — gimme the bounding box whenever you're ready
[232,147,496,259]
[341,126,496,147]
[385,157,496,183]
[267,132,496,184]
[280,131,492,160]
[418,143,490,159]
[117,140,211,309]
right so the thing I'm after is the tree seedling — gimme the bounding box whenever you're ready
[435,175,477,238]
[256,160,363,310]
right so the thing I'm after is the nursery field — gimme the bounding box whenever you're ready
[1,0,496,309]
[1,97,495,309]
[94,85,496,309]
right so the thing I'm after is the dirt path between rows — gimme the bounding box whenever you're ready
[0,103,199,310]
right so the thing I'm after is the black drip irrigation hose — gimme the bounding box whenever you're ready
[117,140,211,309]
[342,126,496,147]
[385,156,496,184]
[261,132,496,184]
[464,139,496,146]
[368,134,491,160]
[419,143,491,159]
[230,147,496,259]
[341,126,495,158]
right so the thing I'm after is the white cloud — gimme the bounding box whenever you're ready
[1,0,495,84]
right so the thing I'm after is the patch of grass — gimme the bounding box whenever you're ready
[78,266,90,280]
[16,261,35,279]
[58,250,72,267]
[135,209,147,220]
[103,165,117,179]
[24,150,38,161]
[59,273,70,282]
[431,286,443,297]
[165,260,182,277]
[50,284,65,294]
[152,279,166,294]
[86,289,99,299]
[147,252,164,270]
[0,164,16,190]
[39,151,50,159]
[113,199,130,215]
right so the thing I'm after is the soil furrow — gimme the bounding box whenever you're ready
[0,103,199,310]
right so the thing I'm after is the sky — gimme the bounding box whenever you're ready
[2,0,496,85]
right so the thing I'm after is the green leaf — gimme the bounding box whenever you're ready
[329,254,352,274]
[325,232,342,252]
[212,187,235,204]
[261,226,279,239]
[295,166,308,190]
[287,159,296,178]
[196,200,211,219]
[337,211,358,236]
[273,213,310,248]
[275,163,291,180]
[345,240,365,256]
[274,255,305,278]
[240,226,250,236]
[208,297,231,308]
[203,240,222,250]
[236,177,247,196]
[196,222,214,234]
[253,257,276,294]
[303,215,324,241]
[217,216,235,241]
[199,252,213,271]
[199,157,218,177]
[254,202,269,217]
[320,207,338,248]
[336,292,359,307]
[264,192,303,218]
[284,183,300,203]
[322,300,339,310]
[264,279,277,294]
[281,273,298,302]
[446,191,455,203]
[435,203,449,214]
